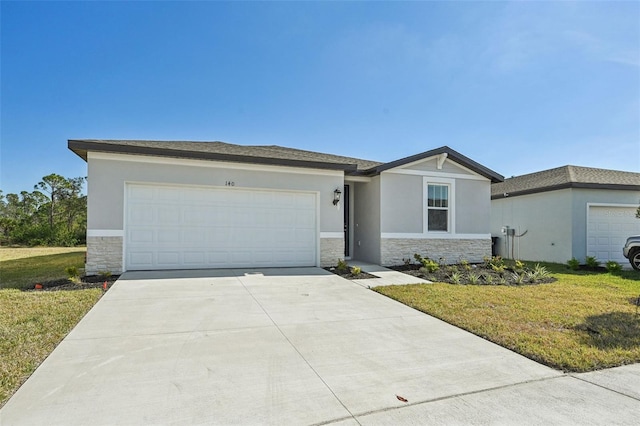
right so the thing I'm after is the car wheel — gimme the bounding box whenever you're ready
[630,249,640,271]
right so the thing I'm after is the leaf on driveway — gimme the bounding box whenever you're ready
[396,395,408,403]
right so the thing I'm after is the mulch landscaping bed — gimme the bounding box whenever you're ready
[26,275,120,292]
[389,262,557,286]
[324,268,378,280]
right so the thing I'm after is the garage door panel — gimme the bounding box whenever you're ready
[129,252,153,268]
[587,205,640,265]
[129,229,154,244]
[183,252,206,265]
[183,229,205,244]
[208,251,230,264]
[129,186,155,200]
[129,206,154,225]
[126,184,317,270]
[157,252,181,266]
[157,187,182,201]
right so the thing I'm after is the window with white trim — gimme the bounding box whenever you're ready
[427,183,450,232]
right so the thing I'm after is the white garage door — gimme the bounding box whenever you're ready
[125,184,317,270]
[587,205,640,265]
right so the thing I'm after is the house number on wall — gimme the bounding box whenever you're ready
[225,181,235,187]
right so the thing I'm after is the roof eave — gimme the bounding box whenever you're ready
[491,182,640,200]
[68,140,358,172]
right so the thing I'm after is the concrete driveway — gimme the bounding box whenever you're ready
[1,268,638,425]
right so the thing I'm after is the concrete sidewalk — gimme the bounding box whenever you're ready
[346,260,428,287]
[1,268,638,425]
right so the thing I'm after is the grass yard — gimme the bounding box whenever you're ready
[0,246,86,262]
[375,264,640,372]
[0,288,103,407]
[0,247,102,408]
[0,248,86,289]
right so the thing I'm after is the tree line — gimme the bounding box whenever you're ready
[0,174,86,246]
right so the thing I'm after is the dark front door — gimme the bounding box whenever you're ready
[343,184,350,257]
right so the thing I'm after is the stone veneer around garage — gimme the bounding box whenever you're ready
[320,238,345,267]
[85,236,123,275]
[86,236,342,273]
[381,238,491,266]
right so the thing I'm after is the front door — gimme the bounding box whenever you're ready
[343,184,350,257]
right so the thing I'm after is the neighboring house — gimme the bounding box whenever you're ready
[491,165,640,265]
[68,140,503,274]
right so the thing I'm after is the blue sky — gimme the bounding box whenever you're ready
[1,1,638,195]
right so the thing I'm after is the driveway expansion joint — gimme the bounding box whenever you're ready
[569,374,640,402]
[348,374,568,419]
[237,276,360,423]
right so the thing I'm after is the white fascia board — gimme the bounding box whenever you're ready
[381,233,491,240]
[344,175,372,183]
[87,151,345,178]
[87,229,124,237]
[382,156,489,182]
[383,168,488,181]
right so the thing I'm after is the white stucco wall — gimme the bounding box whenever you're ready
[491,187,640,264]
[375,157,493,265]
[380,160,492,236]
[491,189,574,263]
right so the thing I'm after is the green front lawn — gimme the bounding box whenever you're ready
[0,251,85,290]
[375,264,640,372]
[0,248,101,408]
[0,288,103,407]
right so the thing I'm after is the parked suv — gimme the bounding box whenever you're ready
[623,236,640,271]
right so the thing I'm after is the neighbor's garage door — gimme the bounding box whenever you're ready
[587,205,640,265]
[125,184,317,270]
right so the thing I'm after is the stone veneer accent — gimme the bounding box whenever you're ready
[320,238,345,267]
[381,238,491,266]
[86,236,123,275]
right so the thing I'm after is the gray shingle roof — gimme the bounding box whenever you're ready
[492,165,640,199]
[68,139,503,181]
[68,139,382,172]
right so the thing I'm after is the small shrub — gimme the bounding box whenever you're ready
[567,257,580,271]
[525,271,537,283]
[484,255,505,270]
[491,263,506,274]
[350,266,362,275]
[605,261,622,274]
[418,266,431,277]
[484,274,494,285]
[482,256,504,269]
[420,258,440,273]
[65,266,81,284]
[460,259,471,271]
[532,264,551,280]
[514,260,525,272]
[413,253,424,264]
[98,270,112,280]
[498,276,507,285]
[336,259,349,272]
[448,271,461,284]
[467,272,480,285]
[585,256,600,269]
[511,272,525,285]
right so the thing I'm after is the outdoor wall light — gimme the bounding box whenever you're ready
[333,188,342,206]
